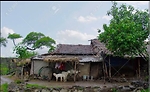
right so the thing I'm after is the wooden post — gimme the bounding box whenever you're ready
[89,61,91,77]
[33,61,34,75]
[21,65,24,81]
[102,60,105,84]
[105,62,108,78]
[74,62,77,82]
[109,56,111,78]
[138,58,140,78]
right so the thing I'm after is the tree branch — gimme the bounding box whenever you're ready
[26,46,36,50]
[13,39,16,47]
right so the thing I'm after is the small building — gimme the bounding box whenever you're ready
[30,39,107,81]
[30,39,150,81]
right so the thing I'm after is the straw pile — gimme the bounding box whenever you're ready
[43,56,79,63]
[12,58,31,66]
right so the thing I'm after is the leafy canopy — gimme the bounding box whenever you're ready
[7,33,22,39]
[22,32,56,52]
[7,31,56,59]
[98,2,149,58]
[7,33,22,46]
[13,43,37,59]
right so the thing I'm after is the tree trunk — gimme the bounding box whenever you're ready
[13,39,16,46]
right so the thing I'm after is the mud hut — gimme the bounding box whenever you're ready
[38,39,107,81]
[30,55,79,81]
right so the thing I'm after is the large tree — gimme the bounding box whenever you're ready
[8,32,56,58]
[98,2,149,60]
[22,32,56,52]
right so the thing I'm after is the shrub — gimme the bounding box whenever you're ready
[26,84,47,89]
[0,64,9,75]
[0,83,8,92]
[14,79,22,84]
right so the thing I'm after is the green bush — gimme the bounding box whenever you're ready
[0,83,8,92]
[14,79,22,84]
[0,64,9,75]
[141,88,149,92]
[26,84,46,89]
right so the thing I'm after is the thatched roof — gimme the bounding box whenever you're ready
[43,56,79,63]
[42,39,110,56]
[12,58,31,66]
[50,44,96,55]
[90,39,111,54]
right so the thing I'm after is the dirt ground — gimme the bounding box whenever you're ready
[2,75,131,89]
[27,79,131,88]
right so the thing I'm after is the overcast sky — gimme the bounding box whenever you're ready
[1,1,149,57]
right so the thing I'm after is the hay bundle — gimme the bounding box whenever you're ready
[43,57,79,63]
[43,58,50,62]
[12,58,17,63]
[14,59,31,66]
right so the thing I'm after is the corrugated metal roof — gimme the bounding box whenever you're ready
[79,56,103,62]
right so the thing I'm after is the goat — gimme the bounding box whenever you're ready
[61,71,70,82]
[53,73,65,82]
[69,69,80,75]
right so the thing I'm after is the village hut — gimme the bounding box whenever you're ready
[99,41,150,80]
[30,39,149,82]
[30,55,79,81]
[37,39,107,81]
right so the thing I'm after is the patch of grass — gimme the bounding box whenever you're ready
[14,79,22,84]
[141,88,149,92]
[144,76,149,81]
[0,83,8,92]
[0,64,9,75]
[112,88,118,92]
[26,84,47,89]
[77,86,84,90]
[93,86,100,89]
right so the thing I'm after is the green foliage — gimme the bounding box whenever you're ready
[7,32,56,59]
[22,32,56,51]
[0,37,7,47]
[0,83,8,92]
[48,45,56,53]
[14,79,22,84]
[7,33,22,46]
[141,88,149,92]
[112,88,118,92]
[26,84,47,89]
[13,44,37,59]
[0,64,9,75]
[98,2,149,58]
[7,33,22,39]
[34,36,56,49]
